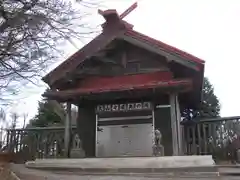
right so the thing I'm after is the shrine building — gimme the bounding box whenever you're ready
[42,3,205,158]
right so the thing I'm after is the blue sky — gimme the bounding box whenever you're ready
[6,0,240,126]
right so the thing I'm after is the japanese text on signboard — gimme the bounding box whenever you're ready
[96,102,152,113]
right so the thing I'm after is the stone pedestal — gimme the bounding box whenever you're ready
[237,149,240,163]
[153,144,164,156]
[70,149,85,158]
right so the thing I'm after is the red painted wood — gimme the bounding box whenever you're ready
[78,71,173,90]
[120,2,138,19]
[75,78,191,94]
[44,71,193,97]
[44,77,192,98]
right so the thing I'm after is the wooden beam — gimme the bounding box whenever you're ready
[170,94,178,155]
[120,2,138,19]
[64,102,72,157]
[98,9,104,16]
[93,45,116,58]
[121,50,127,68]
[98,2,138,20]
[169,93,182,156]
[175,94,183,155]
[94,57,119,65]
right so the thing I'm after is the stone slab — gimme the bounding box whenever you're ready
[25,156,216,174]
[12,165,220,179]
[218,167,240,176]
[11,164,226,180]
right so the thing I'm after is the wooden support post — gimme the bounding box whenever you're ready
[175,94,183,155]
[64,102,72,157]
[170,94,178,156]
[169,93,182,156]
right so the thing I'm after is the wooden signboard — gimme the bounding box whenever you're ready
[96,102,152,113]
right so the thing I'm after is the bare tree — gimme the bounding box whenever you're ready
[22,112,28,128]
[0,108,6,124]
[10,112,19,129]
[0,108,6,148]
[0,0,99,100]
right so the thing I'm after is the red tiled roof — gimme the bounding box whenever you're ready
[43,72,192,98]
[42,8,204,86]
[125,30,204,64]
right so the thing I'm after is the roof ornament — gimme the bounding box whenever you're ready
[98,2,138,29]
[119,2,138,19]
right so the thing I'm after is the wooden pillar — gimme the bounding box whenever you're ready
[64,102,72,157]
[169,93,182,155]
[175,94,183,155]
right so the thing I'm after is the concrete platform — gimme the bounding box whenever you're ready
[218,166,240,176]
[11,164,225,180]
[25,156,217,175]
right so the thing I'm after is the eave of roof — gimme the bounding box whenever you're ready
[42,28,125,85]
[124,29,204,64]
[43,78,192,100]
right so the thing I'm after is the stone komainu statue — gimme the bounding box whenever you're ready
[70,133,85,158]
[153,129,164,156]
[72,134,82,149]
[155,129,162,146]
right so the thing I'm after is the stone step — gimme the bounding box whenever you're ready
[26,156,215,169]
[52,171,220,178]
[218,167,240,176]
[26,166,219,174]
[25,156,217,176]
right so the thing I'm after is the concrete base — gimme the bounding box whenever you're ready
[70,149,86,158]
[11,164,221,179]
[25,156,216,174]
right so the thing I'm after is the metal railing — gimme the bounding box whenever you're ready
[183,116,240,162]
